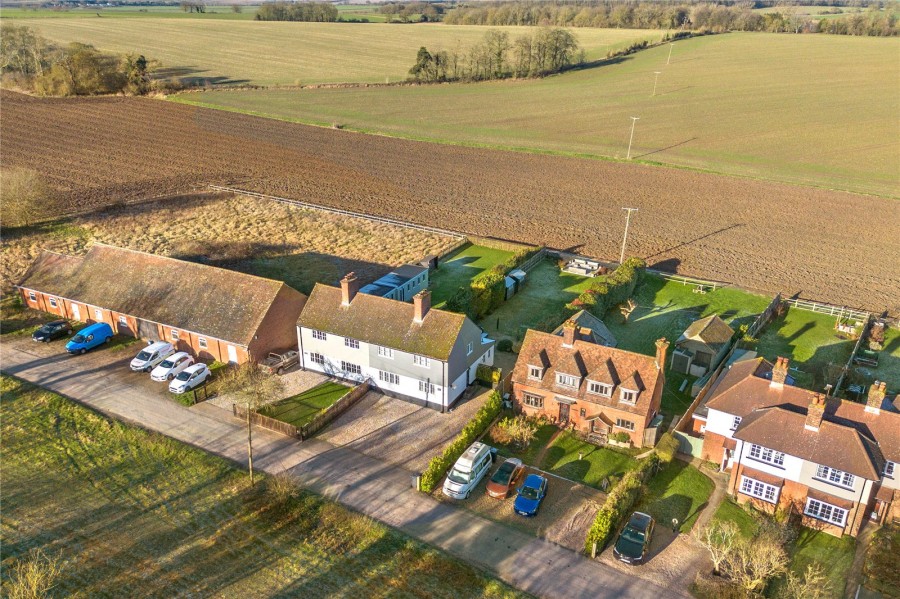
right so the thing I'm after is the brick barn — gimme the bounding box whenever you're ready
[16,244,306,364]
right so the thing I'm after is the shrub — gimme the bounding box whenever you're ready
[490,415,538,449]
[475,364,501,386]
[497,339,513,352]
[610,431,631,443]
[419,391,503,493]
[656,432,679,464]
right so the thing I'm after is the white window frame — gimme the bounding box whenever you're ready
[815,465,855,489]
[885,461,896,479]
[171,330,179,341]
[378,346,394,359]
[28,291,36,302]
[341,361,361,375]
[310,352,325,365]
[466,342,473,356]
[198,337,208,349]
[739,476,779,503]
[378,371,400,385]
[94,308,103,321]
[523,393,544,409]
[556,373,578,388]
[345,338,360,349]
[118,315,128,325]
[413,355,430,368]
[748,444,785,467]
[731,416,742,431]
[48,297,58,308]
[615,418,635,431]
[620,388,637,404]
[311,330,327,341]
[418,380,435,394]
[587,381,612,397]
[804,498,847,527]
[528,366,543,380]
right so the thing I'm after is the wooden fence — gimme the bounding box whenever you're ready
[299,381,371,439]
[748,293,782,338]
[233,403,300,439]
[833,315,873,397]
[517,248,548,272]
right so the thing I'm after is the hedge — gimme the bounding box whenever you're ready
[475,364,501,386]
[419,391,503,493]
[568,257,646,319]
[656,432,679,465]
[447,247,542,320]
[584,453,660,553]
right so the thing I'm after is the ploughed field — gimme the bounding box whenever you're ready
[2,91,898,314]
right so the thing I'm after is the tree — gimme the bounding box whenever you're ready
[619,298,637,323]
[778,563,832,599]
[721,533,788,593]
[123,53,149,95]
[231,3,242,13]
[694,519,739,575]
[0,167,57,229]
[217,363,284,486]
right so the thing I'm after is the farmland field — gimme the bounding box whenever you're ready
[179,33,900,197]
[0,375,524,598]
[3,19,662,86]
[2,91,898,314]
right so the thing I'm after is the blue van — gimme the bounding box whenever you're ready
[66,322,114,354]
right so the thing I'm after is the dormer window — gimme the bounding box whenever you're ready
[620,388,637,404]
[556,373,578,388]
[528,366,543,380]
[588,381,613,397]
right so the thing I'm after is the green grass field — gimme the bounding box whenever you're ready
[258,381,350,428]
[429,244,515,307]
[638,461,714,533]
[177,32,899,196]
[0,375,525,598]
[541,431,640,489]
[6,19,661,86]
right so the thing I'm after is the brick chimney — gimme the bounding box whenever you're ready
[562,319,578,347]
[413,290,431,323]
[865,380,887,414]
[655,338,669,370]
[340,272,359,306]
[805,393,826,432]
[771,356,789,387]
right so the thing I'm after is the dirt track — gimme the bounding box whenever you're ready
[2,91,897,313]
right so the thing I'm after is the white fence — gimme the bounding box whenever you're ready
[783,298,869,322]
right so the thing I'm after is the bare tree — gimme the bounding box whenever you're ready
[5,548,65,599]
[0,167,57,229]
[694,519,739,575]
[217,362,284,486]
[619,298,638,323]
[778,563,832,599]
[722,534,788,593]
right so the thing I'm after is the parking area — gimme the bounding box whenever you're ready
[433,462,606,553]
[598,527,709,590]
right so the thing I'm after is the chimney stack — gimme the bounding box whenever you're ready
[655,338,669,370]
[340,272,359,307]
[805,393,826,432]
[771,357,789,386]
[413,290,431,323]
[562,319,578,347]
[865,380,887,414]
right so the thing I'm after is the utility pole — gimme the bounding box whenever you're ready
[626,116,639,160]
[653,71,661,97]
[620,207,639,264]
[667,43,674,65]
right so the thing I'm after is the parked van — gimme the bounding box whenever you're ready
[130,341,176,372]
[442,441,494,499]
[65,322,114,355]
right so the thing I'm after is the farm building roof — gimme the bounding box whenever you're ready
[677,314,734,351]
[298,283,466,361]
[359,264,427,298]
[18,244,301,346]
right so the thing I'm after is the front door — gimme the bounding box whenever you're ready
[558,402,570,424]
[71,304,81,321]
[227,345,238,364]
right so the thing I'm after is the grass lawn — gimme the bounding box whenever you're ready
[540,431,640,490]
[488,417,558,466]
[478,258,593,343]
[258,381,350,428]
[429,244,515,307]
[756,307,857,390]
[711,498,760,538]
[779,529,855,599]
[638,461,714,533]
[0,375,525,598]
[860,325,900,395]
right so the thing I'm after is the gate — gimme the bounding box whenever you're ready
[137,319,158,341]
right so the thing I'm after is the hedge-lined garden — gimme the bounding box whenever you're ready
[445,247,541,319]
[567,257,646,319]
[419,391,503,493]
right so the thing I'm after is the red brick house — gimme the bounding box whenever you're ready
[511,320,668,448]
[17,244,307,364]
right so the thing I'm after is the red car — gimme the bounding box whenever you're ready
[486,458,524,499]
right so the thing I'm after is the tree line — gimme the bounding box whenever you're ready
[255,1,338,22]
[442,1,898,36]
[379,1,445,22]
[409,27,582,83]
[0,24,153,96]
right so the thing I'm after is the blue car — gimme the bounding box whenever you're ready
[513,473,548,517]
[66,322,114,354]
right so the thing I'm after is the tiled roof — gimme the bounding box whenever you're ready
[734,406,884,480]
[18,244,297,345]
[298,284,467,360]
[551,310,617,347]
[512,329,662,418]
[678,314,734,350]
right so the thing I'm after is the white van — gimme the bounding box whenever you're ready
[130,341,176,372]
[442,441,494,500]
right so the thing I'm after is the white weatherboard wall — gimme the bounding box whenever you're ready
[706,408,740,438]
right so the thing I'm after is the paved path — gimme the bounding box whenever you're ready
[1,341,690,599]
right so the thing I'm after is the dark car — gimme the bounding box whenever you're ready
[32,320,73,343]
[513,473,547,517]
[613,512,655,565]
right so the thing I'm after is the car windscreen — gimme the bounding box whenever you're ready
[175,371,192,381]
[159,359,176,369]
[519,485,540,500]
[621,526,646,544]
[136,350,153,361]
[72,334,86,343]
[38,325,53,333]
[491,463,514,484]
[615,535,644,557]
[447,468,471,485]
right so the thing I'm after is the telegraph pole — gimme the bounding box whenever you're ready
[653,71,661,97]
[667,43,674,65]
[620,207,639,264]
[626,116,639,160]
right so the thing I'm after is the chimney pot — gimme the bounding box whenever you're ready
[865,380,886,414]
[805,392,826,431]
[413,290,431,323]
[771,356,789,386]
[562,319,578,347]
[340,272,359,306]
[655,338,669,370]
